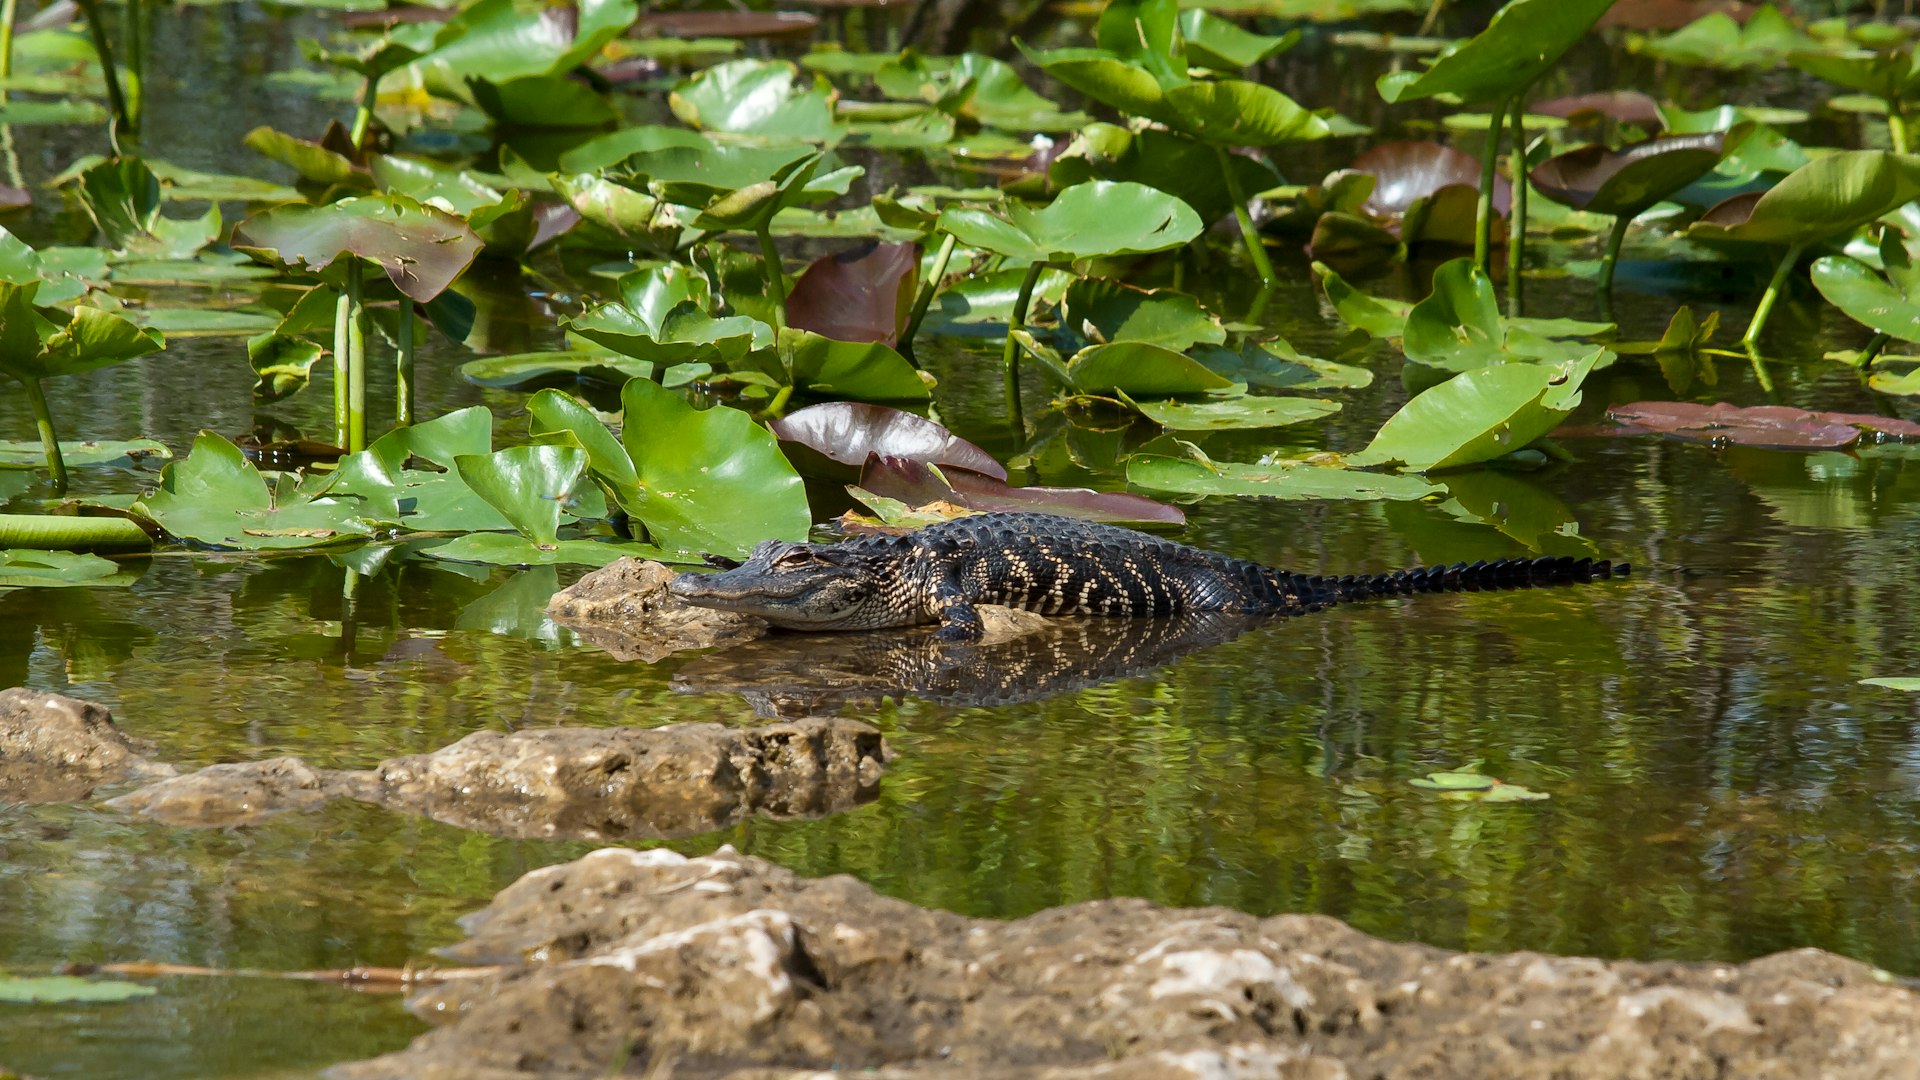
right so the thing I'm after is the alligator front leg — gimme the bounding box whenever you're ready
[931,575,984,642]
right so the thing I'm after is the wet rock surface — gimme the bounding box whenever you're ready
[547,558,767,661]
[104,719,886,841]
[0,688,174,803]
[333,846,1920,1080]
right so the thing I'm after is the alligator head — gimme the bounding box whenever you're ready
[668,539,903,630]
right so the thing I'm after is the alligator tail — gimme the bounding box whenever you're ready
[1312,555,1631,605]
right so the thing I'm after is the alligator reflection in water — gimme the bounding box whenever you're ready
[670,612,1273,717]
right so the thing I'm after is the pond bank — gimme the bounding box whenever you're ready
[333,845,1920,1080]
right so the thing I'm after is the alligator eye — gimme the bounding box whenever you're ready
[771,548,819,570]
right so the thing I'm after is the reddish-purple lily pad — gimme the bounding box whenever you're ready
[786,242,921,347]
[1529,132,1728,216]
[1349,141,1512,224]
[771,403,1005,483]
[1533,91,1664,126]
[1594,402,1920,449]
[860,454,1184,525]
[1599,0,1756,30]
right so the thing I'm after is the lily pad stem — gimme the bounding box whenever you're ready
[1505,94,1530,313]
[1473,94,1510,275]
[345,260,367,452]
[755,225,787,333]
[349,73,381,152]
[395,300,414,427]
[74,0,133,139]
[1857,332,1890,369]
[332,282,350,448]
[0,0,18,105]
[1742,241,1805,348]
[1596,213,1633,316]
[899,231,956,361]
[1216,145,1275,285]
[1001,260,1045,431]
[20,376,66,496]
[0,512,150,551]
[1889,105,1911,155]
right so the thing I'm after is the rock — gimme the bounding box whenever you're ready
[103,757,339,826]
[365,718,887,840]
[547,558,766,661]
[106,719,885,842]
[0,687,174,803]
[975,604,1050,643]
[332,847,1920,1080]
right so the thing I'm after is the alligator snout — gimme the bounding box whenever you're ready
[667,571,716,600]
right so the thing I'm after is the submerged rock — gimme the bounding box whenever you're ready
[332,847,1920,1080]
[546,558,767,661]
[106,719,885,841]
[0,688,174,803]
[104,757,337,826]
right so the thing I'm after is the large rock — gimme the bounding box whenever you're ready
[0,687,174,803]
[332,847,1920,1080]
[105,719,886,842]
[547,558,767,661]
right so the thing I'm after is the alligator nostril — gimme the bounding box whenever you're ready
[668,573,709,597]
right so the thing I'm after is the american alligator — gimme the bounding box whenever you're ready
[669,512,1629,642]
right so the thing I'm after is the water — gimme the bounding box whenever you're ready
[3,5,1920,1078]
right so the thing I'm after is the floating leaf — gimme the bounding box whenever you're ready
[669,58,841,141]
[1409,765,1549,801]
[1125,453,1438,501]
[1065,341,1235,396]
[135,433,374,550]
[1688,150,1920,248]
[1862,677,1920,691]
[0,975,157,1002]
[0,549,133,588]
[937,181,1203,264]
[0,438,169,470]
[1124,393,1341,431]
[1529,132,1731,217]
[1600,401,1920,449]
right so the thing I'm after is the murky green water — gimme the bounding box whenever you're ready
[2,7,1920,1079]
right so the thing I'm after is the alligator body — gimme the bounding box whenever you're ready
[669,512,1629,642]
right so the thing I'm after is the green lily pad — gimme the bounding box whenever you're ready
[452,445,590,547]
[243,125,369,189]
[1637,5,1815,70]
[669,59,841,141]
[1125,453,1439,501]
[460,351,691,389]
[0,438,169,470]
[1811,232,1920,342]
[1066,341,1235,396]
[73,157,222,259]
[1178,8,1298,70]
[424,532,654,568]
[1350,350,1606,472]
[0,549,133,588]
[0,282,166,382]
[1045,125,1280,225]
[1126,393,1341,430]
[528,388,642,496]
[1194,340,1373,390]
[1688,150,1920,248]
[1059,278,1225,352]
[937,180,1203,264]
[775,329,932,402]
[619,379,809,557]
[0,975,157,1002]
[232,194,484,303]
[135,308,280,336]
[1862,677,1920,691]
[1377,0,1614,104]
[137,433,374,550]
[1409,765,1549,801]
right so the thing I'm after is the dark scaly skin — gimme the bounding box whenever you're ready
[668,512,1630,642]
